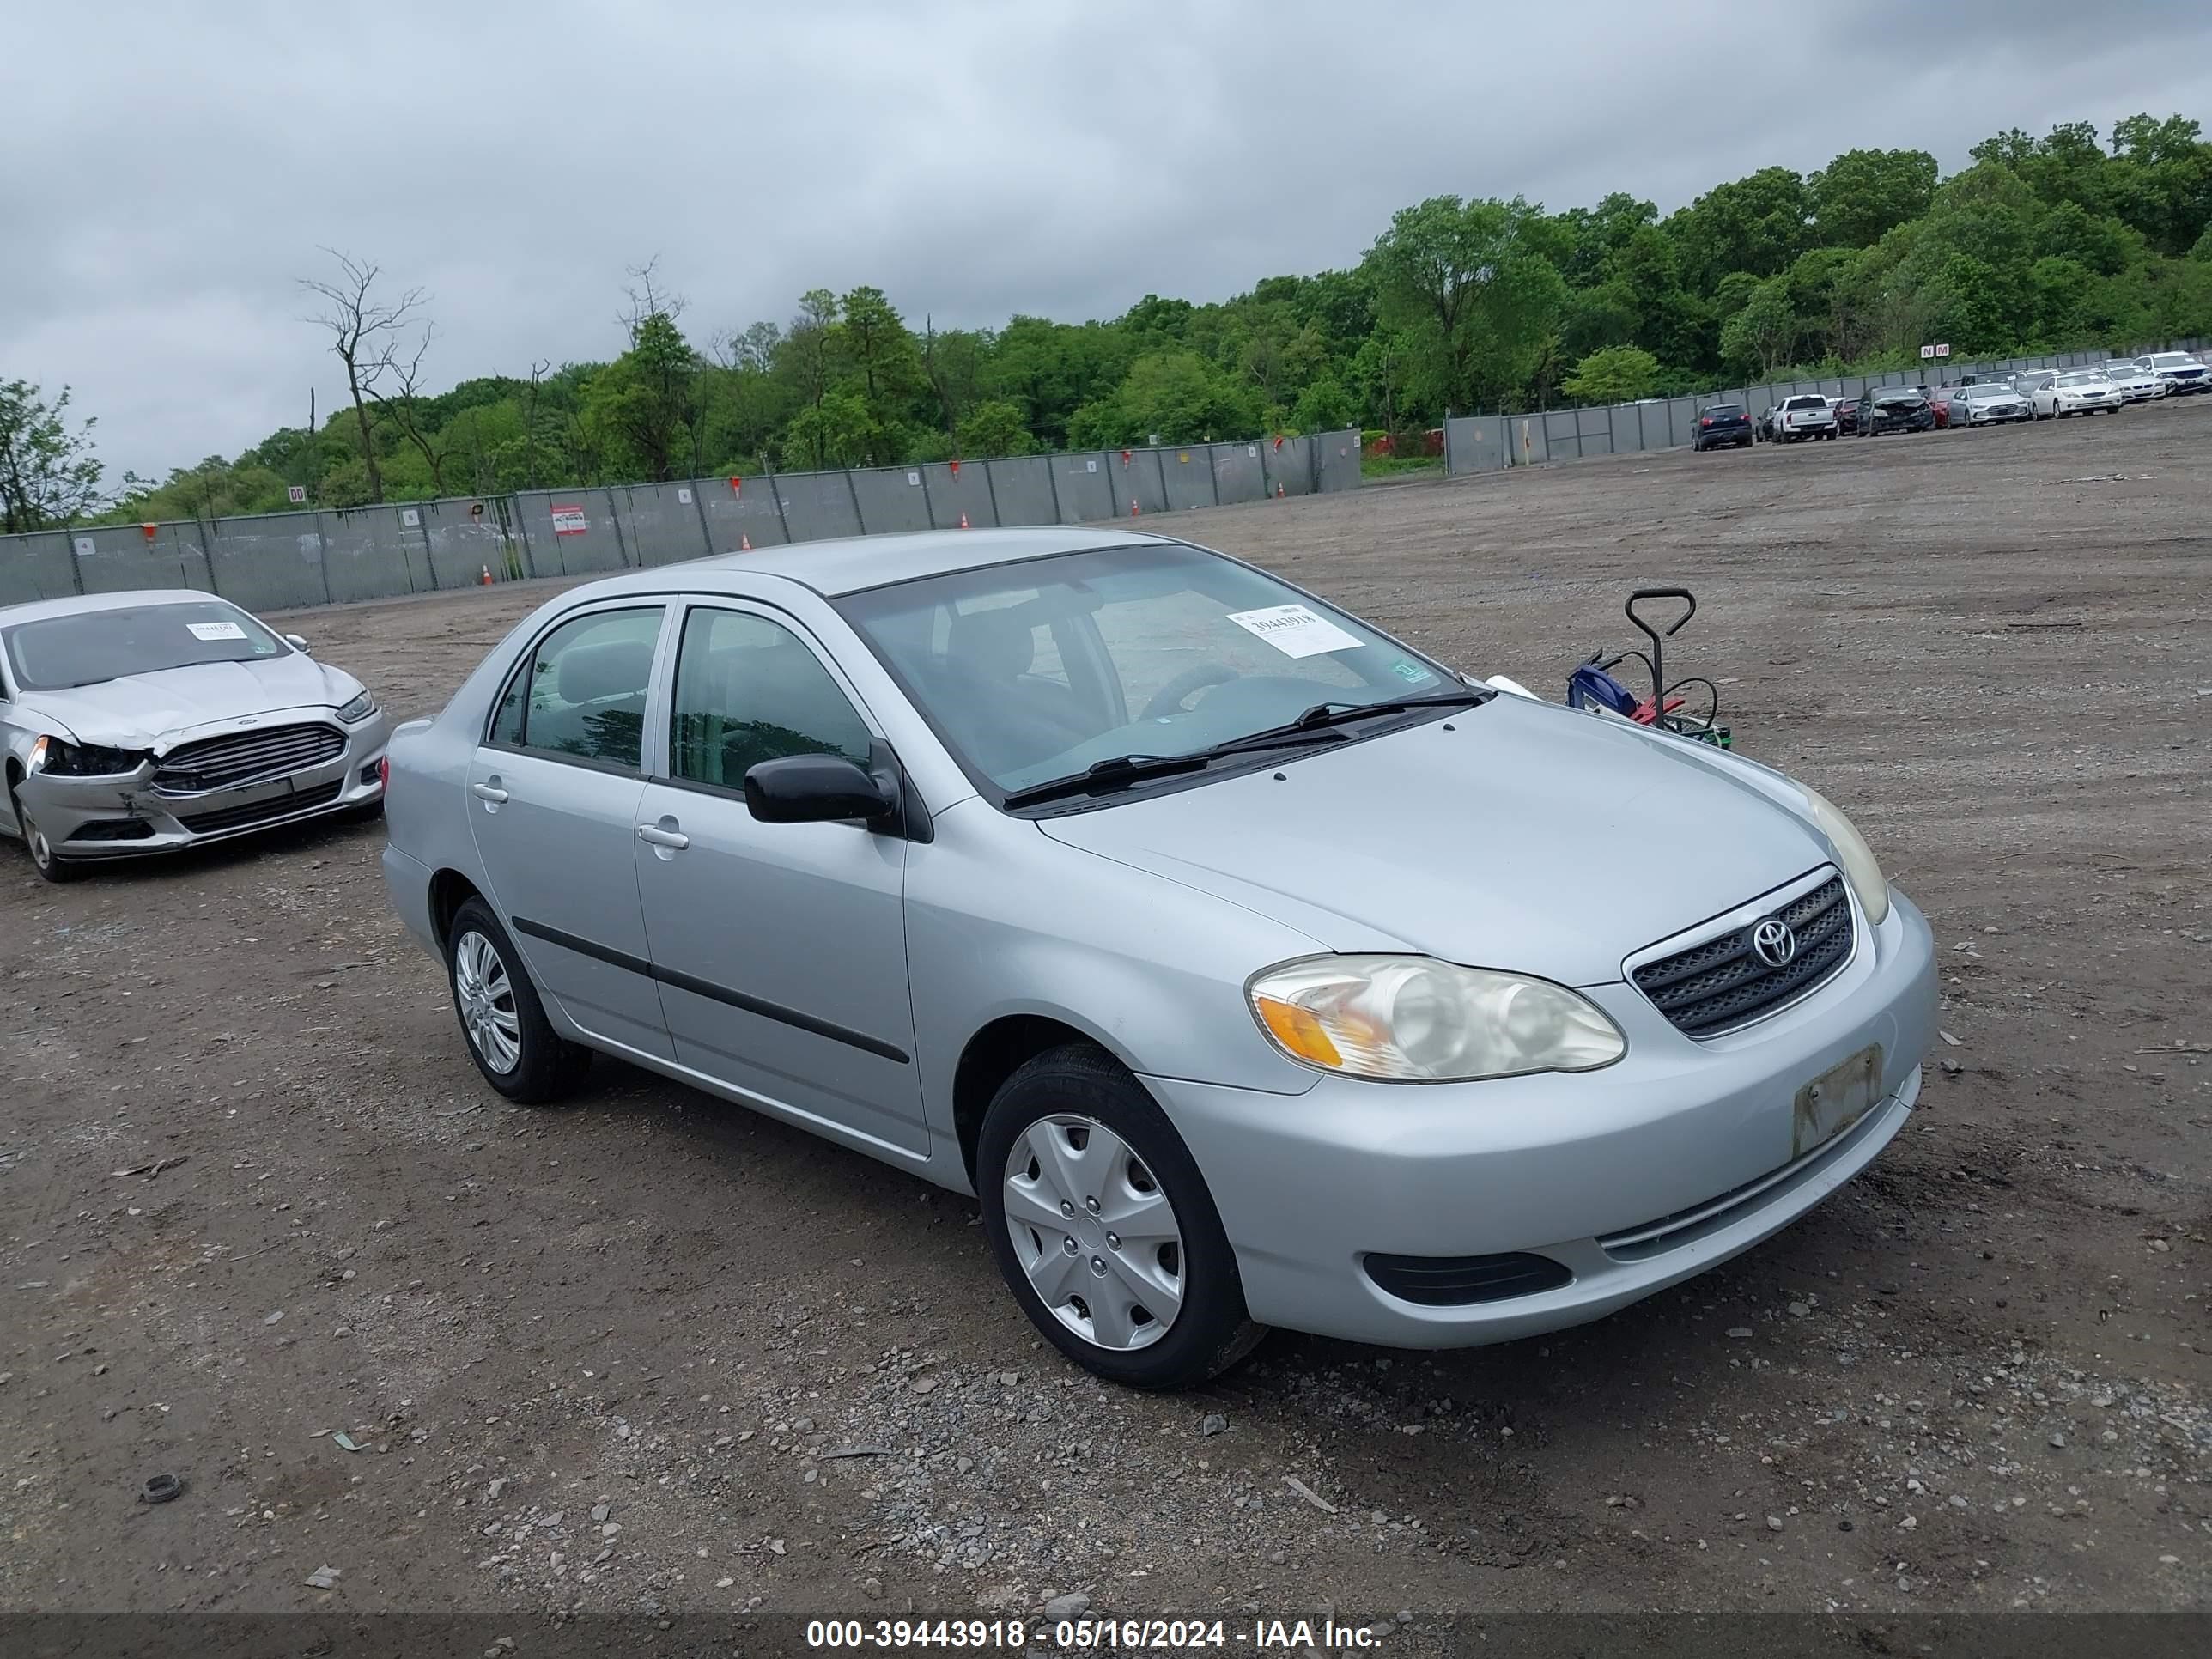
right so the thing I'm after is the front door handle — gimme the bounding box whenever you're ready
[637,823,690,851]
[471,781,509,805]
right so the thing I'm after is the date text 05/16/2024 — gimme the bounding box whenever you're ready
[805,1618,1389,1650]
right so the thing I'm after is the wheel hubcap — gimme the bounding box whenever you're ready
[453,931,521,1074]
[1002,1114,1184,1352]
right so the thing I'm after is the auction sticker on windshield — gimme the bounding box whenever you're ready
[1225,603,1361,659]
[187,620,247,641]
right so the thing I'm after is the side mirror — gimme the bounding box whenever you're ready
[744,753,896,828]
[284,634,313,655]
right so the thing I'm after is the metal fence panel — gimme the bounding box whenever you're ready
[1445,416,1507,474]
[323,506,430,601]
[1210,441,1267,505]
[514,489,625,575]
[1048,453,1116,522]
[1158,446,1217,512]
[208,511,331,612]
[1542,410,1582,462]
[848,465,933,535]
[0,532,78,605]
[1109,448,1169,517]
[1667,398,1698,448]
[1636,402,1670,451]
[696,474,791,550]
[1578,407,1614,457]
[69,521,213,597]
[420,497,528,588]
[772,471,862,542]
[987,456,1058,526]
[1314,430,1360,493]
[1507,414,1549,465]
[610,483,712,569]
[1262,434,1315,496]
[921,462,996,530]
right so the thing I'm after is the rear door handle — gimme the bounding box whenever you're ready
[471,781,509,804]
[637,823,689,850]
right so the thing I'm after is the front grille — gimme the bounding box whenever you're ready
[175,779,343,834]
[1632,876,1854,1038]
[155,724,344,792]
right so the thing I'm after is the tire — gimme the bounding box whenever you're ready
[977,1042,1262,1389]
[444,896,592,1103]
[8,779,80,884]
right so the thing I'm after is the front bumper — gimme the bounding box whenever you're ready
[19,706,393,860]
[1150,889,1937,1349]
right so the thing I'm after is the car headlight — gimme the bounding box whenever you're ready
[1799,783,1890,927]
[1247,956,1626,1082]
[335,691,379,724]
[27,734,149,777]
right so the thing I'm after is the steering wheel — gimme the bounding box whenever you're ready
[1139,662,1241,722]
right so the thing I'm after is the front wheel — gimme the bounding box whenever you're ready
[445,897,592,1103]
[8,781,79,884]
[978,1043,1262,1389]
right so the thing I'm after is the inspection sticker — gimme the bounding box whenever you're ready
[187,620,247,641]
[1225,603,1361,659]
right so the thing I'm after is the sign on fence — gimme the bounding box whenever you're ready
[550,503,588,536]
[287,485,307,504]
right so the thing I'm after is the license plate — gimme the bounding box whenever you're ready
[1793,1043,1883,1160]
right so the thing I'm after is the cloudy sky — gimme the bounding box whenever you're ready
[6,0,2209,482]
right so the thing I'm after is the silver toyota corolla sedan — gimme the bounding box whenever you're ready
[380,528,1936,1389]
[2,590,392,881]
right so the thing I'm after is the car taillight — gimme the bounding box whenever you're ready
[377,756,389,790]
[1700,417,1711,427]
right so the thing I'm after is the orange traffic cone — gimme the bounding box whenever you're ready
[479,564,492,586]
[957,512,969,529]
[1129,497,1140,517]
[740,533,752,551]
[1275,481,1285,498]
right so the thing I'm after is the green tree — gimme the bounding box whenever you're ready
[832,286,929,465]
[1288,374,1358,432]
[781,388,873,471]
[1560,345,1661,404]
[1067,351,1261,447]
[1717,279,1798,380]
[1670,167,1809,290]
[0,380,104,532]
[581,310,702,482]
[1363,195,1567,414]
[1808,149,1938,247]
[952,399,1034,458]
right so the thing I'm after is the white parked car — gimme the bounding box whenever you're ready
[2129,351,2209,395]
[2032,371,2123,419]
[1769,395,1838,442]
[2100,362,2166,403]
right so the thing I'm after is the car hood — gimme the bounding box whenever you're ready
[1037,696,1834,986]
[17,654,362,750]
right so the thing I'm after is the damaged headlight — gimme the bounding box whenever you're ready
[29,734,150,777]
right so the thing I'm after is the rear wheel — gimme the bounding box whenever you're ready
[978,1043,1262,1389]
[445,897,592,1103]
[8,781,79,884]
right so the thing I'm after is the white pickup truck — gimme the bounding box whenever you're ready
[1760,394,1838,442]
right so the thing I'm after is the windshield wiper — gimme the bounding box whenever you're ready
[1000,752,1214,809]
[1210,688,1492,756]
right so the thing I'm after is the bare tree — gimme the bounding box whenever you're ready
[300,249,423,503]
[369,325,452,495]
[618,255,686,346]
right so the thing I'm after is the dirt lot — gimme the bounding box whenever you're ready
[4,403,2208,1644]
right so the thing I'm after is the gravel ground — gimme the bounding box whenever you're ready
[3,401,2208,1641]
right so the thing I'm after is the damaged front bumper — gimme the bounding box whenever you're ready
[19,705,394,860]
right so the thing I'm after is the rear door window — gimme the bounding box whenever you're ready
[489,606,665,772]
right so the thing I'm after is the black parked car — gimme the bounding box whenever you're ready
[1832,396,1862,435]
[1693,403,1753,450]
[1861,387,1936,435]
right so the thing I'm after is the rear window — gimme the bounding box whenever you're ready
[1703,404,1743,417]
[1781,396,1826,410]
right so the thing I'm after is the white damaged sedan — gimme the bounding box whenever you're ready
[1,590,392,881]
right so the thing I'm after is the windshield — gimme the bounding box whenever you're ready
[1966,384,2014,398]
[1875,390,1923,404]
[836,543,1462,800]
[2057,372,2106,387]
[1,600,289,692]
[2148,353,2196,368]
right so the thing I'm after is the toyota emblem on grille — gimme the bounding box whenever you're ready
[1752,917,1797,967]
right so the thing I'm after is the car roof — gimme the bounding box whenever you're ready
[570,526,1186,601]
[0,588,236,627]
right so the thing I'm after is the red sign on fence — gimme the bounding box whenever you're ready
[550,504,588,536]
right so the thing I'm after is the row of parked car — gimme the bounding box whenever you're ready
[1691,349,2209,451]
